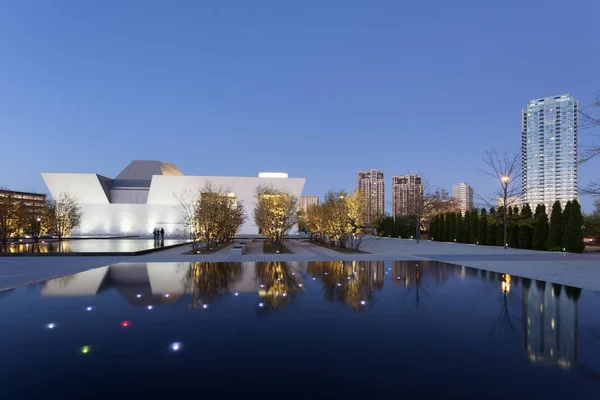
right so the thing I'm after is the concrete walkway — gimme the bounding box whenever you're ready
[2,236,600,292]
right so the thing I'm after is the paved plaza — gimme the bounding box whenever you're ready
[1,236,599,292]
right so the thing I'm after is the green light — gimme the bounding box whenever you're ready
[81,345,91,354]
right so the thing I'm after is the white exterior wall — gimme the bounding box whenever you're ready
[42,172,305,236]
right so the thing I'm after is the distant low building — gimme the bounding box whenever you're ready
[299,196,319,213]
[0,189,46,210]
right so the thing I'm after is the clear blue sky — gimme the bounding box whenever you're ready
[1,0,599,212]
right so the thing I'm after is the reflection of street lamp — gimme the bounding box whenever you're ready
[501,175,510,249]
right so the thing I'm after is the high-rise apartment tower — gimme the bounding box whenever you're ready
[452,182,473,214]
[357,170,385,222]
[522,94,578,209]
[392,174,423,218]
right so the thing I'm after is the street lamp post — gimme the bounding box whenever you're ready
[501,175,509,249]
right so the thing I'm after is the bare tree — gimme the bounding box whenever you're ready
[174,189,202,252]
[479,150,522,248]
[47,192,83,241]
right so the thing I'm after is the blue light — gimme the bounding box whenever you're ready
[46,323,57,329]
[170,342,182,351]
[147,305,153,310]
[85,306,94,311]
[258,302,264,308]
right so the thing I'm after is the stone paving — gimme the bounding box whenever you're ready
[1,236,600,292]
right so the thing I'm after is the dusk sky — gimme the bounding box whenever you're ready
[1,0,599,211]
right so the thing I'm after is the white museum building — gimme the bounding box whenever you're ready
[42,160,306,236]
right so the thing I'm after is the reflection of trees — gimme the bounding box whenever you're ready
[307,261,384,311]
[179,262,242,308]
[486,273,517,342]
[256,262,303,312]
[392,261,454,311]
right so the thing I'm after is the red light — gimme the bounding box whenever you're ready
[121,320,130,328]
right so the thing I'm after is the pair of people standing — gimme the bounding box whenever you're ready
[153,228,164,240]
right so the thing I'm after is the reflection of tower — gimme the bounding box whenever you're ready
[522,282,578,369]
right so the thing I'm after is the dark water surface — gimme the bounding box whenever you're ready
[1,261,599,398]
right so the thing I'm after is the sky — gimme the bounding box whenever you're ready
[1,0,599,212]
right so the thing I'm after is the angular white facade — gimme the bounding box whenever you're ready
[42,160,306,236]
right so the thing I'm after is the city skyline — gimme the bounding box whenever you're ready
[0,1,598,212]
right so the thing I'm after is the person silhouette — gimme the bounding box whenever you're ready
[160,228,165,240]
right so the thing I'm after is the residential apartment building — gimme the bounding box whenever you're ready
[299,195,319,213]
[452,182,473,214]
[0,189,46,209]
[392,174,423,217]
[522,94,578,209]
[357,170,384,222]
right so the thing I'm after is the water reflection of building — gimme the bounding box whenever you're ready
[522,281,578,369]
[42,262,267,306]
[391,261,452,286]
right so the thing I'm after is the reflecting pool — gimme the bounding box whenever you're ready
[1,261,599,398]
[0,238,180,253]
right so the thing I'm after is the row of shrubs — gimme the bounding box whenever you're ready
[428,200,584,253]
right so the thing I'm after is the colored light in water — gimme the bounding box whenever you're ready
[170,342,182,352]
[121,320,130,328]
[85,306,93,311]
[202,304,209,309]
[147,305,153,310]
[46,323,57,329]
[258,302,264,308]
[234,292,239,296]
[81,346,91,354]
